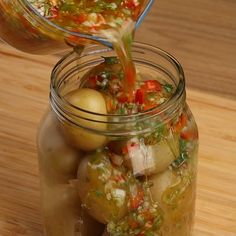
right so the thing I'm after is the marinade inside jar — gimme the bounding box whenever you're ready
[39,56,198,236]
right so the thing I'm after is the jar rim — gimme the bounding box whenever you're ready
[50,42,186,135]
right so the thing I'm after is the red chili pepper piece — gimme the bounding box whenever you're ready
[137,233,145,236]
[175,114,188,132]
[129,189,144,210]
[128,219,139,229]
[122,146,128,155]
[49,7,59,19]
[118,92,128,103]
[87,75,98,88]
[181,129,198,140]
[124,0,137,9]
[141,210,154,221]
[87,75,103,88]
[143,80,162,92]
[135,89,145,104]
[74,13,87,24]
[133,5,142,19]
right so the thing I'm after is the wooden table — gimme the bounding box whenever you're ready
[0,0,236,235]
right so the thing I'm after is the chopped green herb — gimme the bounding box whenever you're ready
[163,83,174,93]
[172,152,188,168]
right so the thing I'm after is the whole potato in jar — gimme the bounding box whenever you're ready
[149,168,174,204]
[42,184,104,236]
[149,167,196,233]
[77,151,129,224]
[38,111,81,185]
[62,88,108,151]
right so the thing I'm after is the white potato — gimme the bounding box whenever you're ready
[149,168,174,203]
[150,168,196,235]
[77,152,128,224]
[42,184,104,236]
[147,138,177,174]
[38,111,81,184]
[63,88,107,151]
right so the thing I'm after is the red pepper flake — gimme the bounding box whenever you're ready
[174,114,188,132]
[87,75,103,88]
[122,146,128,155]
[133,5,142,19]
[143,80,162,92]
[123,0,137,10]
[135,88,145,104]
[49,6,59,19]
[118,92,128,103]
[129,189,144,210]
[113,174,125,182]
[73,13,87,24]
[128,219,139,229]
[180,129,198,140]
[141,210,154,221]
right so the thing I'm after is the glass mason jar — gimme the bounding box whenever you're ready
[37,43,198,236]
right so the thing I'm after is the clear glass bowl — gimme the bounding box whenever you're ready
[0,0,154,54]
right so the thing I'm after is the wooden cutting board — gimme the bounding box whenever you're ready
[0,43,236,236]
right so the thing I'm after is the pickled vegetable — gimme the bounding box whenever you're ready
[38,111,82,184]
[149,166,196,235]
[42,184,104,236]
[77,151,129,223]
[63,88,107,151]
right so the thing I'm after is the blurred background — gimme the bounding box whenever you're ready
[136,0,236,99]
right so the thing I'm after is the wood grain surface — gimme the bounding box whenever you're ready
[136,0,236,99]
[0,0,236,235]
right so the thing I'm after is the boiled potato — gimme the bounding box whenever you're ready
[62,88,107,151]
[77,151,128,223]
[38,111,81,185]
[42,184,104,236]
[149,168,174,203]
[43,184,80,236]
[147,138,178,174]
[150,168,196,235]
